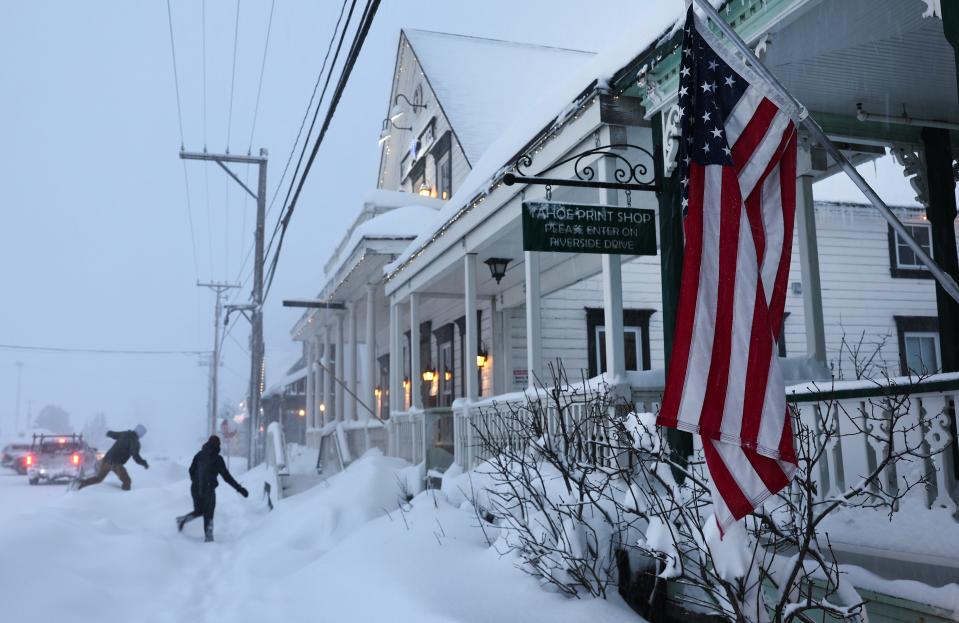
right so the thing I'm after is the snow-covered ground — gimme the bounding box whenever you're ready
[0,451,642,623]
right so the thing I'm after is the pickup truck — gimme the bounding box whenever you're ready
[26,434,98,485]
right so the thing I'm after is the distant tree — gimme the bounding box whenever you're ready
[34,404,72,434]
[82,413,109,449]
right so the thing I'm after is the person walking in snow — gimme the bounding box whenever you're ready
[77,424,149,491]
[176,435,248,542]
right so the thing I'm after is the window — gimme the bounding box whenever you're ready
[434,323,455,407]
[596,327,641,373]
[585,308,655,377]
[434,133,452,200]
[888,222,933,279]
[904,333,941,375]
[894,316,940,376]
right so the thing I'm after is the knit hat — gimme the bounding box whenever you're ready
[134,424,147,438]
[208,435,221,448]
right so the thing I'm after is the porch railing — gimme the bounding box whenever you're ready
[444,373,959,513]
[787,373,958,511]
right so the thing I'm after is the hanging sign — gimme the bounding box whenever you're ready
[522,201,656,255]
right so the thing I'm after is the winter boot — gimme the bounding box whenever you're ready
[204,522,214,543]
[176,515,189,533]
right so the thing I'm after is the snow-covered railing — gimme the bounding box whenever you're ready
[264,421,290,504]
[387,409,426,466]
[452,375,658,471]
[787,372,959,512]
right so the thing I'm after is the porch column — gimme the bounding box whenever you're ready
[524,251,542,388]
[305,339,315,429]
[335,313,345,422]
[322,326,333,426]
[314,338,322,426]
[922,127,959,374]
[602,154,626,389]
[491,297,504,395]
[602,255,627,386]
[389,301,401,413]
[796,168,827,365]
[366,284,377,420]
[465,254,479,401]
[348,302,358,421]
[410,293,423,409]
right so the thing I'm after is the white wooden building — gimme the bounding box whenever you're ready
[289,8,959,616]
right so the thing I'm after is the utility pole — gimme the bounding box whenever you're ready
[13,362,23,436]
[197,282,239,437]
[181,148,268,466]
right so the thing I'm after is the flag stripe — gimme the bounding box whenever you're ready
[676,165,724,426]
[659,164,706,425]
[697,165,746,436]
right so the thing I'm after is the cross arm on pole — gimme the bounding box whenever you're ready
[214,161,257,200]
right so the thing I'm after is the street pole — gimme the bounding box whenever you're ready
[180,148,268,467]
[14,361,23,436]
[198,282,239,437]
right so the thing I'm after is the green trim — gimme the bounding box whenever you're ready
[787,377,959,404]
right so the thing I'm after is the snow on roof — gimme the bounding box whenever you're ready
[264,350,305,397]
[386,11,681,279]
[323,191,444,276]
[403,29,595,165]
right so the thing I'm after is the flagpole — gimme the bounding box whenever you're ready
[691,0,959,305]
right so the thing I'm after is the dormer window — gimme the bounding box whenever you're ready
[413,84,424,111]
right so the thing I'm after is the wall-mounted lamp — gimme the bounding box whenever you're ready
[297,408,306,418]
[390,93,427,123]
[484,257,512,284]
[378,116,413,147]
[422,368,437,383]
[476,344,489,368]
[403,376,411,391]
[418,182,434,197]
[319,403,326,413]
[374,386,383,398]
[443,368,452,382]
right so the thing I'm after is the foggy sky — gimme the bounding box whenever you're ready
[0,0,924,456]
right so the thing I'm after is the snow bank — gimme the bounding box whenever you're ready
[0,450,641,622]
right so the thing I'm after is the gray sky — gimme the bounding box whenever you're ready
[0,0,700,454]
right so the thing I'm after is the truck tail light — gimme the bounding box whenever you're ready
[25,454,33,466]
[72,453,81,466]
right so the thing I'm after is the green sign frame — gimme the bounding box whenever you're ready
[521,200,657,255]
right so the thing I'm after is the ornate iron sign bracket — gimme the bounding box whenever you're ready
[502,143,660,193]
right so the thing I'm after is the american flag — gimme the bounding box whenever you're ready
[657,7,800,535]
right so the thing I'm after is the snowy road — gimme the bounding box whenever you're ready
[0,451,642,623]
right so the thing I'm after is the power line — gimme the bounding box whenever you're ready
[265,0,381,298]
[164,0,186,149]
[247,0,276,154]
[166,0,200,281]
[237,0,350,288]
[0,344,209,356]
[264,0,361,266]
[265,0,351,222]
[181,161,201,281]
[202,0,208,150]
[226,0,241,152]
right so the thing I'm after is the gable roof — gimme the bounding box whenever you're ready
[403,29,595,165]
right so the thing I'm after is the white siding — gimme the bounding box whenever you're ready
[511,202,955,386]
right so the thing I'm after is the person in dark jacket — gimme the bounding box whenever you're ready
[77,424,149,491]
[176,435,248,542]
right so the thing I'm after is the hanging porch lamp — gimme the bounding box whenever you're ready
[484,257,512,284]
